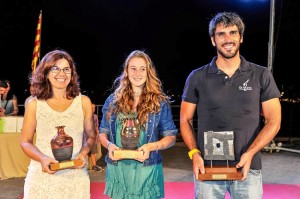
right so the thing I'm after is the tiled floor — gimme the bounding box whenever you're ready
[1,140,300,199]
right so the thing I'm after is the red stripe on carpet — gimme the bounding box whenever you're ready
[20,183,300,199]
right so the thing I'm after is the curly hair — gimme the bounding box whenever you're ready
[107,50,169,126]
[30,49,80,100]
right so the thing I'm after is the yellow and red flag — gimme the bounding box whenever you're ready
[31,10,42,72]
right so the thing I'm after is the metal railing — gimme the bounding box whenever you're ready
[17,103,300,139]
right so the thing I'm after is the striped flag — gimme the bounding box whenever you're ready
[31,10,42,72]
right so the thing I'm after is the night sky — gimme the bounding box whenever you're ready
[1,0,299,105]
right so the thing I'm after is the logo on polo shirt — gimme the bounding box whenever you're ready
[239,80,252,91]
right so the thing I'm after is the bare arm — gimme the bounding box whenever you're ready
[137,135,176,162]
[94,115,100,143]
[80,95,96,158]
[180,101,198,150]
[180,101,205,176]
[99,132,121,161]
[20,99,57,174]
[140,136,176,152]
[237,98,281,180]
[99,133,109,148]
[11,96,19,115]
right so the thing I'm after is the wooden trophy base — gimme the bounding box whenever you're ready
[197,166,243,181]
[49,159,83,171]
[114,150,143,159]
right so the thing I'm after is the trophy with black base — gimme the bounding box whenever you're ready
[49,126,83,171]
[113,118,143,159]
[197,131,243,181]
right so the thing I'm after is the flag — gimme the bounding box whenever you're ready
[31,10,42,72]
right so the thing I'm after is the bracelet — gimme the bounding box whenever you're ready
[107,142,112,150]
[188,149,201,160]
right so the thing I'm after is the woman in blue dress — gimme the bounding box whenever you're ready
[99,50,178,199]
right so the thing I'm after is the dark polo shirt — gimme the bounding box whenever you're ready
[182,56,280,169]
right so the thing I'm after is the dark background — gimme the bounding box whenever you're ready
[1,0,299,105]
[1,0,300,138]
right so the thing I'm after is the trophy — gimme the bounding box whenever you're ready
[113,118,143,159]
[49,126,83,171]
[197,131,243,181]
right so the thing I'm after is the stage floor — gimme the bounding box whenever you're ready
[1,141,300,199]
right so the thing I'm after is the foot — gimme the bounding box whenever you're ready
[92,165,104,172]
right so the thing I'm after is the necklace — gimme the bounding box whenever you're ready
[133,90,142,96]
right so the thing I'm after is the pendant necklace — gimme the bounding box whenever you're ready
[133,90,142,96]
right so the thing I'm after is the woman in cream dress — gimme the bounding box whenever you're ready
[20,50,96,199]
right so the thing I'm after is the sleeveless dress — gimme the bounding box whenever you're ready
[23,94,90,199]
[104,113,164,199]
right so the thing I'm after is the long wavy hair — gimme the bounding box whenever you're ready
[30,49,80,100]
[107,50,169,126]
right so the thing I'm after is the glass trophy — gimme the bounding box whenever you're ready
[49,126,83,171]
[113,118,143,159]
[197,131,243,181]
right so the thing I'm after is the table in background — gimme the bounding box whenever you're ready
[0,133,30,180]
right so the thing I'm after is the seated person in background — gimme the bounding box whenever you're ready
[24,84,35,108]
[0,80,18,116]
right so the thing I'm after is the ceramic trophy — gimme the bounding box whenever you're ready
[197,131,243,180]
[49,126,83,171]
[114,118,143,159]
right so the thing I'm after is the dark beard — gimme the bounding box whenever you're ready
[216,43,240,59]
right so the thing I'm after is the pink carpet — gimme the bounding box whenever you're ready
[19,182,300,199]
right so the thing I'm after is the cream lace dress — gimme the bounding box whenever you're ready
[23,94,90,199]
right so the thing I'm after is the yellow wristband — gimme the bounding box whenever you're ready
[188,149,201,160]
